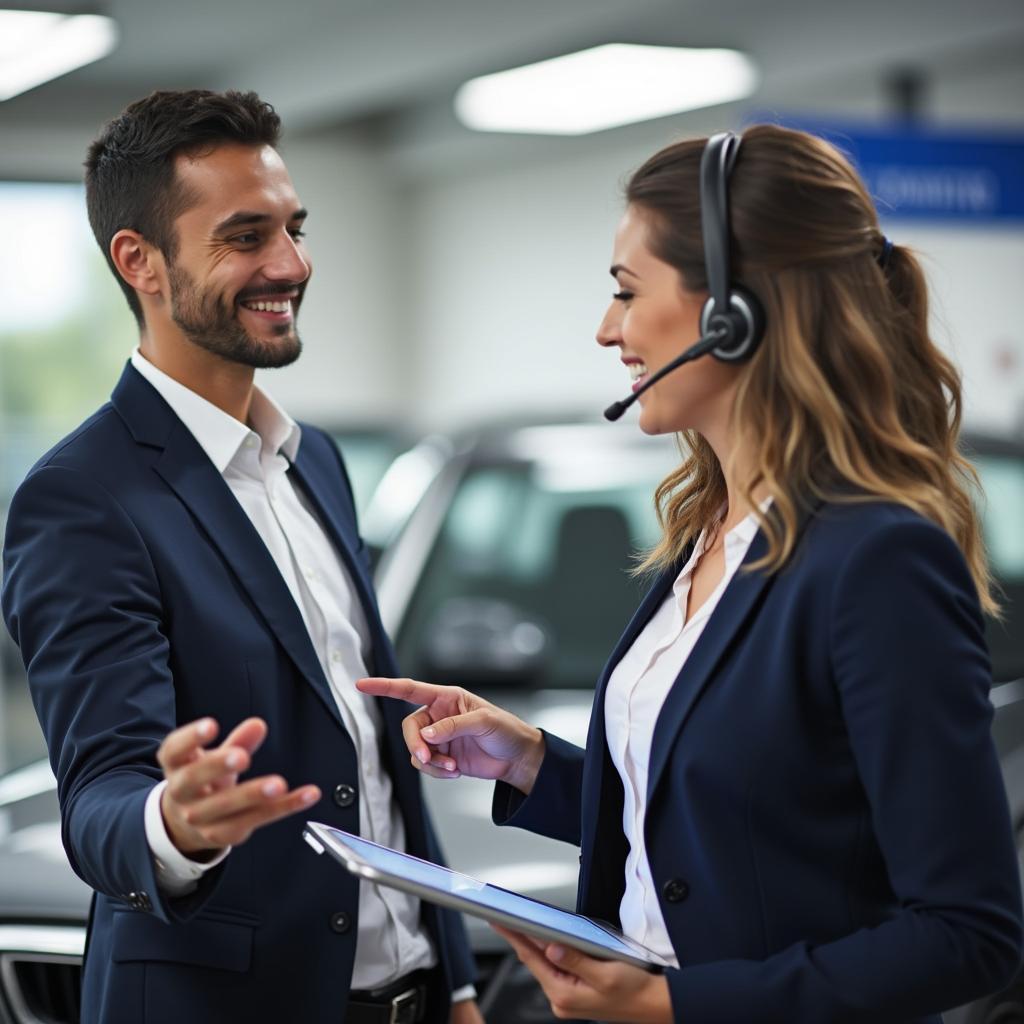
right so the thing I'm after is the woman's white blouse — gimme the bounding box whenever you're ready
[603,510,763,965]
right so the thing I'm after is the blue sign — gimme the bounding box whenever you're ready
[745,115,1024,223]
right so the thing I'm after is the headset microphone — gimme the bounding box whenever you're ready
[603,329,726,421]
[602,131,765,424]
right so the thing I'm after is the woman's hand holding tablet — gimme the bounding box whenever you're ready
[492,925,674,1023]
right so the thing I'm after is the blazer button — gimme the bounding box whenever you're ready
[127,891,152,912]
[329,911,351,934]
[333,783,356,808]
[662,878,689,904]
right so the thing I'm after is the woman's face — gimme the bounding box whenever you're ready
[597,205,742,437]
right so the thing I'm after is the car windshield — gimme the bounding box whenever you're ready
[394,455,666,690]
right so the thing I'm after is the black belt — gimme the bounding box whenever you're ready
[346,968,432,1024]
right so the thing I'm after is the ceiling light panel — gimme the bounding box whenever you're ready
[0,10,118,101]
[455,43,759,136]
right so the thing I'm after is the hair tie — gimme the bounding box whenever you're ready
[877,237,894,270]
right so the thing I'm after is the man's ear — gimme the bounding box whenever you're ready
[110,229,164,300]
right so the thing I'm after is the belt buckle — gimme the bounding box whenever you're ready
[388,986,419,1024]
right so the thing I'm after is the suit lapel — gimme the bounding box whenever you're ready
[152,420,346,728]
[645,528,776,802]
[111,364,344,730]
[578,560,683,871]
[286,450,383,657]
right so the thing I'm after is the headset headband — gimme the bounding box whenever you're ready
[700,132,742,322]
[698,131,765,363]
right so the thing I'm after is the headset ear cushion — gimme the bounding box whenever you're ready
[701,285,765,363]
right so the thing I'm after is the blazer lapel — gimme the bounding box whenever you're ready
[596,562,683,712]
[111,364,344,730]
[645,529,776,802]
[578,560,684,865]
[153,420,345,727]
[284,450,391,679]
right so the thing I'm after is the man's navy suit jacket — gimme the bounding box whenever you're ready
[496,501,1023,1023]
[2,363,475,1023]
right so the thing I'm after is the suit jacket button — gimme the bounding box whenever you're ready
[127,890,151,911]
[329,911,351,934]
[662,878,689,903]
[333,784,356,808]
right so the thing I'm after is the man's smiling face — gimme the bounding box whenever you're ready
[162,142,311,369]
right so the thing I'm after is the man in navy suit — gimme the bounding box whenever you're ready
[1,89,481,1024]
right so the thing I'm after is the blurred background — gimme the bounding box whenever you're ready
[0,2,1022,1020]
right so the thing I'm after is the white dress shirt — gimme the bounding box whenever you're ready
[131,349,464,994]
[604,508,763,966]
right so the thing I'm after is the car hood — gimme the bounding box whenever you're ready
[0,820,91,921]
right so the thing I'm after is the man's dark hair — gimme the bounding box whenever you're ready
[85,89,281,325]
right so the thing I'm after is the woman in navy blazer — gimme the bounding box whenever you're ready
[359,125,1023,1022]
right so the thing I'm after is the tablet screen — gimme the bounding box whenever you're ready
[307,823,666,967]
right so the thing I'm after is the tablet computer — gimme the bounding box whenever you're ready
[302,821,670,971]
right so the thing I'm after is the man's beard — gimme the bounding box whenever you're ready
[167,264,303,370]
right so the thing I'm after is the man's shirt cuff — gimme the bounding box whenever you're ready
[450,984,477,1003]
[144,780,231,896]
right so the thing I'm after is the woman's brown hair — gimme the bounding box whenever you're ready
[627,124,998,616]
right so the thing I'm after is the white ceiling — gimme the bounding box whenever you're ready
[1,0,1022,180]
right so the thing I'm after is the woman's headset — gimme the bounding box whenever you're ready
[698,131,766,363]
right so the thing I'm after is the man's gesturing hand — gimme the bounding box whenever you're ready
[356,677,545,795]
[157,716,321,858]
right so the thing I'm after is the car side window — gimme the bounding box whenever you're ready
[395,461,660,691]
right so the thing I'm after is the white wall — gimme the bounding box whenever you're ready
[406,141,640,430]
[907,228,1024,433]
